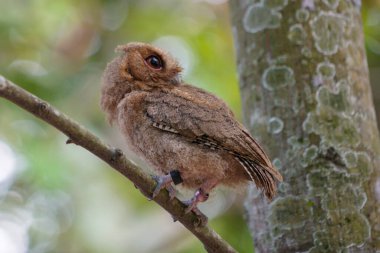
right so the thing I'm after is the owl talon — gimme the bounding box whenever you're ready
[166,184,177,200]
[183,188,209,214]
[182,193,208,226]
[152,174,170,199]
[151,171,181,199]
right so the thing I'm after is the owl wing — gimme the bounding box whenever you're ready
[145,85,282,199]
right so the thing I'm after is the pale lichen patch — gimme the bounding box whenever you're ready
[347,152,373,178]
[243,3,282,34]
[342,150,358,168]
[303,109,360,148]
[301,145,318,167]
[303,84,360,148]
[262,65,295,91]
[316,86,350,113]
[307,166,346,195]
[267,117,284,134]
[322,186,367,212]
[312,211,370,250]
[301,47,312,58]
[269,196,312,229]
[243,0,289,34]
[316,61,336,80]
[288,24,307,45]
[296,9,310,22]
[272,157,282,169]
[310,11,345,55]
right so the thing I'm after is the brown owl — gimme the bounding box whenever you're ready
[101,42,282,214]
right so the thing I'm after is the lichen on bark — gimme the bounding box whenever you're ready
[230,0,380,252]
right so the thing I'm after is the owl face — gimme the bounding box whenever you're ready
[117,42,183,85]
[101,42,183,123]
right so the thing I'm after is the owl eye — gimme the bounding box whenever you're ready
[145,55,163,70]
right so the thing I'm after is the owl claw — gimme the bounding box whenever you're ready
[182,189,209,226]
[183,188,209,214]
[166,184,177,200]
[151,173,178,200]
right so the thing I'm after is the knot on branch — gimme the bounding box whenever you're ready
[110,148,123,162]
[36,101,49,115]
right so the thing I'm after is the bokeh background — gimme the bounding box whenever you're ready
[0,1,379,253]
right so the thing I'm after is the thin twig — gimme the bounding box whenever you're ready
[0,75,237,253]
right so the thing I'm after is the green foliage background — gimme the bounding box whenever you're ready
[0,1,379,253]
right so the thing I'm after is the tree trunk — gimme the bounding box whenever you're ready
[230,1,380,252]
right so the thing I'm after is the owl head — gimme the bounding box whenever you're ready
[114,42,183,85]
[101,42,183,123]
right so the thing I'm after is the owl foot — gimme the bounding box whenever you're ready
[183,178,218,214]
[182,188,209,226]
[151,170,182,200]
[183,188,209,214]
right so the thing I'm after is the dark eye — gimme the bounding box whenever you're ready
[145,55,163,70]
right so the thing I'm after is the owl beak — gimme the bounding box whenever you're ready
[171,74,182,85]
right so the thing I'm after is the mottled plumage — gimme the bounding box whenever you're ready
[101,42,282,211]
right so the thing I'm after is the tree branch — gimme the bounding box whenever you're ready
[0,75,237,253]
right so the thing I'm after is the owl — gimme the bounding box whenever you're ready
[101,42,282,214]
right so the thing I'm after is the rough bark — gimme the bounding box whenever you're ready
[230,1,380,252]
